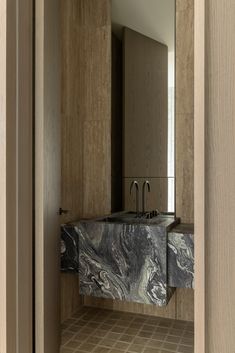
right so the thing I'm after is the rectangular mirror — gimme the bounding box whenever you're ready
[111,0,175,215]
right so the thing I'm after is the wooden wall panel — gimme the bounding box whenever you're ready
[61,0,111,320]
[205,1,235,351]
[194,0,205,350]
[61,0,111,223]
[175,0,195,321]
[176,289,194,322]
[0,2,7,348]
[176,0,194,224]
[111,33,123,212]
[2,2,17,351]
[35,0,61,350]
[84,295,177,320]
[61,274,82,323]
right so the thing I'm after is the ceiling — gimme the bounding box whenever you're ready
[111,0,175,52]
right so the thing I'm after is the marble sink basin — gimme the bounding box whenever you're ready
[99,211,176,226]
[76,212,179,307]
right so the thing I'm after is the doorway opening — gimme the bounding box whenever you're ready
[35,1,195,353]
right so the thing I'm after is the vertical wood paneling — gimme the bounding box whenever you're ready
[0,1,7,351]
[61,0,111,320]
[176,289,194,321]
[205,1,235,351]
[0,1,33,352]
[18,1,33,351]
[61,273,82,323]
[176,0,194,224]
[6,1,17,351]
[61,0,111,223]
[111,34,123,212]
[194,0,205,350]
[84,295,177,319]
[35,0,61,351]
[175,0,194,321]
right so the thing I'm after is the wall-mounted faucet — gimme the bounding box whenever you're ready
[130,180,140,217]
[142,180,151,215]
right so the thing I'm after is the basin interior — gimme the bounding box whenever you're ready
[98,211,176,226]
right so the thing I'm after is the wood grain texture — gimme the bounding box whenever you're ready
[83,120,111,218]
[61,0,111,319]
[35,0,61,351]
[111,34,123,212]
[194,0,205,351]
[176,289,194,322]
[61,0,111,223]
[61,274,82,323]
[5,1,17,352]
[175,0,194,322]
[0,1,7,349]
[205,1,235,352]
[17,1,33,351]
[84,294,177,319]
[123,28,168,179]
[175,0,194,224]
[0,1,33,352]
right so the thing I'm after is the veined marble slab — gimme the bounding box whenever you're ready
[60,217,194,306]
[168,224,194,288]
[77,214,177,306]
[61,224,79,272]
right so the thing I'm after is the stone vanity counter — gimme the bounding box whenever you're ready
[61,218,194,306]
[77,215,178,306]
[168,224,194,289]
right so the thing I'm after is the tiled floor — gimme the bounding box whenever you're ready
[61,307,194,353]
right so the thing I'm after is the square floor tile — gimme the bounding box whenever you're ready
[119,334,134,343]
[78,342,96,352]
[128,343,145,352]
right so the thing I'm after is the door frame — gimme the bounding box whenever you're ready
[34,0,61,352]
[194,0,205,353]
[0,0,206,352]
[0,0,33,352]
